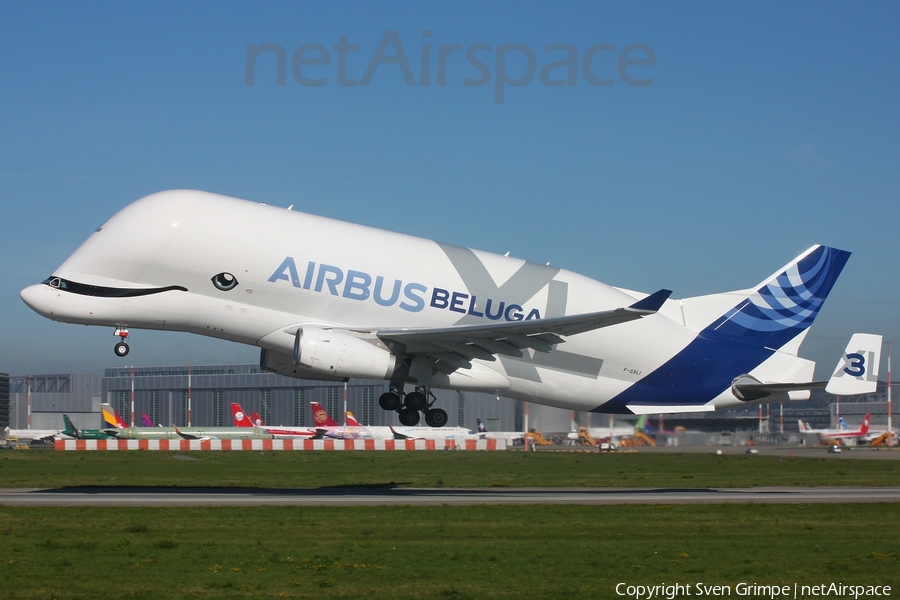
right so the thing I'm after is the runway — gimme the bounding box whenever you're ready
[1,486,898,506]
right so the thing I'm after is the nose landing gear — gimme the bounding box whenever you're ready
[379,385,448,428]
[114,328,130,357]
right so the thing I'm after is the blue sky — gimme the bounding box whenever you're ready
[1,2,898,378]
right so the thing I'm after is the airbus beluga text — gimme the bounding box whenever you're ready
[20,190,872,428]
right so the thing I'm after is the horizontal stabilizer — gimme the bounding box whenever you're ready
[729,333,882,402]
[732,376,827,401]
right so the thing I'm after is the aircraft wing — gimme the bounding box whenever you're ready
[376,289,672,371]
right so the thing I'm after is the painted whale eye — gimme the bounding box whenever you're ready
[211,272,238,291]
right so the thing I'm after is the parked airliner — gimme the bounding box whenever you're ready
[20,190,880,427]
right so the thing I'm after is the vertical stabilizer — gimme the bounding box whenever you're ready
[62,414,79,438]
[310,402,339,427]
[703,245,851,350]
[100,403,126,429]
[231,403,254,427]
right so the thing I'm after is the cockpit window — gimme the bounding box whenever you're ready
[42,277,66,289]
[39,276,186,297]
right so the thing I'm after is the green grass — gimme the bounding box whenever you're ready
[1,448,899,489]
[0,504,897,599]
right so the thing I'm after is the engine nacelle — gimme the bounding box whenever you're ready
[293,327,396,380]
[260,349,349,382]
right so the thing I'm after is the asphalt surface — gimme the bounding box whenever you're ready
[1,486,898,506]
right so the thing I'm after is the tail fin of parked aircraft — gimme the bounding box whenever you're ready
[230,403,254,427]
[825,333,882,396]
[252,412,263,426]
[477,418,486,433]
[839,416,848,430]
[100,403,127,429]
[310,402,339,427]
[346,411,360,426]
[634,415,649,434]
[860,413,871,435]
[62,414,79,438]
[141,413,154,427]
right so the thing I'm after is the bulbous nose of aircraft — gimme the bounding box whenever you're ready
[20,284,55,318]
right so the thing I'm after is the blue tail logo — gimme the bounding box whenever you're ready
[601,245,850,412]
[706,246,850,348]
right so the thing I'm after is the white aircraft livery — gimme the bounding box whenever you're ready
[20,190,861,427]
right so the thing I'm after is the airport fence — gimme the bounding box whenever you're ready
[53,438,506,451]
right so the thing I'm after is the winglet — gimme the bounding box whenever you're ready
[627,289,672,313]
[388,425,412,440]
[173,425,195,440]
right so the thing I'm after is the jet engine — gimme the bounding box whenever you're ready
[293,327,396,380]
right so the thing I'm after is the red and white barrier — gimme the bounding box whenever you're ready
[54,438,505,451]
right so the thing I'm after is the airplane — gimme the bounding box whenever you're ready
[346,411,361,426]
[19,189,878,427]
[799,416,850,435]
[104,423,273,440]
[812,413,871,443]
[475,418,524,442]
[171,425,272,441]
[11,406,124,442]
[386,424,475,441]
[233,400,474,441]
[307,402,474,440]
[3,427,61,443]
[61,414,115,440]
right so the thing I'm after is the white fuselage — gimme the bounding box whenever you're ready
[20,190,822,415]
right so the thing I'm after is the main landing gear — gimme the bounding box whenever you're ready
[379,385,448,428]
[114,328,130,357]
